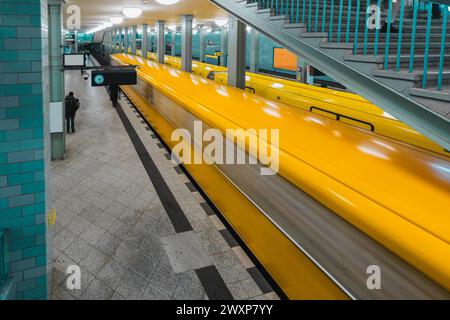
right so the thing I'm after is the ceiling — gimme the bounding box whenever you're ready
[64,0,228,32]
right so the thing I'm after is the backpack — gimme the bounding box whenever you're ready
[74,99,80,111]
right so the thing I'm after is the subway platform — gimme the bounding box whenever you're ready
[49,63,279,300]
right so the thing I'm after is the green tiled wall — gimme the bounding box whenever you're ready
[0,0,50,300]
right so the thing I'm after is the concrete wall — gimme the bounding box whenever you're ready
[0,0,51,300]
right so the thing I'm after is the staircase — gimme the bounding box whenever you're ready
[210,0,450,150]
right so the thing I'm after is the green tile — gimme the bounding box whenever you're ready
[0,50,18,61]
[20,95,42,107]
[22,202,45,216]
[6,129,33,141]
[0,207,21,221]
[0,163,21,175]
[0,27,17,38]
[8,172,35,185]
[22,181,45,194]
[20,160,44,172]
[3,15,31,27]
[22,223,45,237]
[3,61,32,73]
[0,216,34,230]
[23,245,46,259]
[10,236,36,251]
[36,255,46,266]
[20,138,44,150]
[23,285,47,300]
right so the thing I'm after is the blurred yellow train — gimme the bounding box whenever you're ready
[112,53,450,299]
[125,48,448,157]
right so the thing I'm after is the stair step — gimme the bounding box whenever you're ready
[321,41,445,50]
[373,68,450,82]
[345,54,450,64]
[410,86,450,103]
[268,15,288,21]
[257,8,272,14]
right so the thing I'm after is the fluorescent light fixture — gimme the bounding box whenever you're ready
[122,7,143,18]
[111,17,124,24]
[246,26,252,32]
[167,25,177,31]
[155,0,181,5]
[206,28,212,33]
[192,20,197,28]
[103,21,113,28]
[215,18,228,27]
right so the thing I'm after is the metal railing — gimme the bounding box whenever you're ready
[250,0,449,90]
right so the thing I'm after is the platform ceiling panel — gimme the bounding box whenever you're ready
[64,0,226,31]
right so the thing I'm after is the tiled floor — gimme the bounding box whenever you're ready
[50,61,279,300]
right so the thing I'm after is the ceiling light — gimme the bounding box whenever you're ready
[167,25,177,31]
[215,19,228,27]
[206,28,212,33]
[246,26,252,32]
[122,7,143,18]
[103,22,113,28]
[155,0,181,5]
[111,17,124,24]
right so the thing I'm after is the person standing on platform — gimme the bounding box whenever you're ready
[109,85,119,105]
[65,92,80,134]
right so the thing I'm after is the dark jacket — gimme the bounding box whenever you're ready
[65,96,79,118]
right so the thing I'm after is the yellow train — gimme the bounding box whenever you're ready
[129,48,448,157]
[112,53,450,299]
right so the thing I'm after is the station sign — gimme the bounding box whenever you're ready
[91,68,137,87]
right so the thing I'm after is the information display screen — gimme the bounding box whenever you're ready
[64,53,86,68]
[273,48,297,71]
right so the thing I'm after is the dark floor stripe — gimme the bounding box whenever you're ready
[174,167,183,175]
[185,182,197,192]
[115,103,192,233]
[248,267,274,294]
[220,229,239,248]
[196,266,234,300]
[200,202,215,216]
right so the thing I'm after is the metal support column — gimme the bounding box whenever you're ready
[74,30,78,52]
[181,15,194,72]
[141,24,148,59]
[227,17,246,89]
[171,32,176,56]
[220,28,228,67]
[48,0,65,160]
[131,26,137,55]
[124,27,129,53]
[249,28,259,73]
[118,27,123,52]
[297,58,308,83]
[199,27,206,62]
[156,20,165,64]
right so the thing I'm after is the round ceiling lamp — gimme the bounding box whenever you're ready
[122,7,143,18]
[155,0,181,5]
